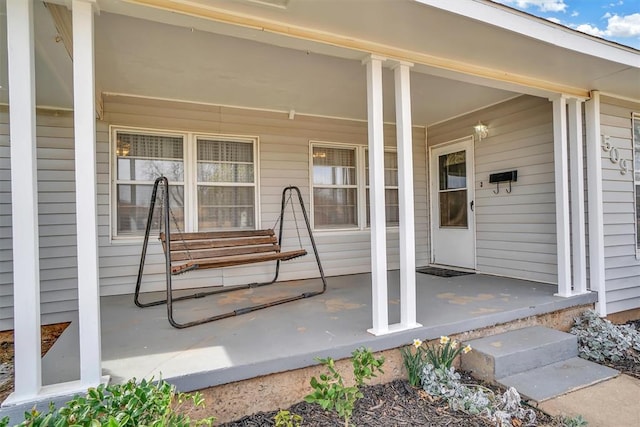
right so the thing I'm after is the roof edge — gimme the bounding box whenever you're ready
[415,0,639,68]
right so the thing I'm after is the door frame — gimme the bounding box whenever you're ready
[428,135,477,270]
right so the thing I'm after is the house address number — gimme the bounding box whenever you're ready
[601,135,630,175]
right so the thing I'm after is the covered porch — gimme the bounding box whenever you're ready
[42,271,596,391]
[5,0,637,408]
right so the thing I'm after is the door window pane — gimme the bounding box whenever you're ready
[439,151,466,190]
[439,190,468,228]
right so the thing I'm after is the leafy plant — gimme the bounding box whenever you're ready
[274,409,302,427]
[304,346,384,427]
[420,363,536,426]
[351,346,384,386]
[571,310,640,363]
[7,378,215,427]
[424,336,472,369]
[562,414,588,427]
[400,339,427,387]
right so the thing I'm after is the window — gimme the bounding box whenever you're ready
[365,150,399,227]
[311,143,399,230]
[114,131,185,236]
[438,150,468,228]
[112,128,257,238]
[312,145,358,229]
[197,138,255,230]
[633,114,640,251]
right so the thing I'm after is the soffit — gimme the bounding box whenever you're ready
[94,0,639,100]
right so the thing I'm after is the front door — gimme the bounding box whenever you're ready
[430,136,475,269]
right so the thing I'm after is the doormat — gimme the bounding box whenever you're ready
[416,266,475,278]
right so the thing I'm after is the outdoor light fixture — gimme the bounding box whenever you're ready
[474,121,489,141]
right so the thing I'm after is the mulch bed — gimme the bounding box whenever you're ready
[220,373,561,427]
[601,318,640,380]
[0,323,70,402]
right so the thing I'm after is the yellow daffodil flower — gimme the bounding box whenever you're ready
[440,336,450,345]
[412,339,423,348]
[463,344,472,354]
[451,341,458,349]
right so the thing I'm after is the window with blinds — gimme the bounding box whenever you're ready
[197,138,256,230]
[312,145,358,229]
[115,131,185,236]
[365,150,399,227]
[112,128,257,238]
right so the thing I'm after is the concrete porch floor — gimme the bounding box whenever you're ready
[42,270,597,392]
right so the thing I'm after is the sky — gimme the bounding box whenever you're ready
[493,0,640,49]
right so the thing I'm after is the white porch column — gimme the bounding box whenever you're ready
[6,0,42,403]
[568,99,587,295]
[552,96,572,297]
[585,92,607,316]
[364,55,389,335]
[393,61,420,330]
[72,0,103,386]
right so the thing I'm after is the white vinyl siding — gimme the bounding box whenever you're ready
[98,94,429,296]
[0,108,79,330]
[599,96,640,314]
[633,114,639,251]
[428,95,557,283]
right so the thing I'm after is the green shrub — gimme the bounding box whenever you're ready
[4,378,214,427]
[304,346,384,427]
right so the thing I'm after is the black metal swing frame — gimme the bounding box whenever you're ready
[134,176,327,328]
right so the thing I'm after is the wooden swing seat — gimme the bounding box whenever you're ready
[160,229,307,274]
[135,177,326,328]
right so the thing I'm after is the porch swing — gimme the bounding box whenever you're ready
[134,176,327,328]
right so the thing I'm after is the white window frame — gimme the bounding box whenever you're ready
[365,148,399,228]
[309,141,400,232]
[310,142,360,231]
[194,134,259,232]
[110,126,259,240]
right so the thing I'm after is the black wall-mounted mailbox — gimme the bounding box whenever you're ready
[489,170,518,183]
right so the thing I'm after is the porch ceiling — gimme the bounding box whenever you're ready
[3,0,638,122]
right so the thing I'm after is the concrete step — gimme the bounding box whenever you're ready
[461,326,577,382]
[497,357,619,402]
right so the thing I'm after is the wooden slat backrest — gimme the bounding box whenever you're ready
[160,229,274,242]
[158,228,305,273]
[168,235,277,251]
[170,244,280,262]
